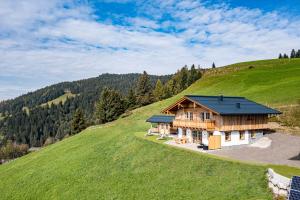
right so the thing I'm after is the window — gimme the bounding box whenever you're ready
[186,112,193,120]
[189,112,193,120]
[225,132,231,141]
[240,132,245,140]
[251,131,256,139]
[200,112,205,121]
[205,112,211,120]
[200,112,210,121]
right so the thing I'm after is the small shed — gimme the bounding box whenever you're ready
[146,115,175,135]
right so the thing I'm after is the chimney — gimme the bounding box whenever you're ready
[219,95,223,101]
[236,103,241,109]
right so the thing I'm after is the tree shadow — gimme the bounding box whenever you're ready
[289,153,300,161]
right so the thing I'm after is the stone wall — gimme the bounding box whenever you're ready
[267,168,291,197]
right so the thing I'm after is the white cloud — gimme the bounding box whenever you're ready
[0,0,300,100]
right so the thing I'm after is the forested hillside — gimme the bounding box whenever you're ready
[0,73,169,147]
[0,66,202,149]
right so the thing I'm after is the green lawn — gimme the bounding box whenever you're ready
[1,59,300,199]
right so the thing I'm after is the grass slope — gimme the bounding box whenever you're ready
[185,58,300,106]
[41,92,76,107]
[1,59,300,199]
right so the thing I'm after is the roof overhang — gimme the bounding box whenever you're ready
[161,96,219,114]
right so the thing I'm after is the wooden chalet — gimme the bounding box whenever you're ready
[146,95,281,150]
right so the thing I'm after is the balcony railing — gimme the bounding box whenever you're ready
[173,119,215,130]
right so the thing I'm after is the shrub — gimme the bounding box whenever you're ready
[44,137,55,146]
[0,140,29,163]
[280,105,300,127]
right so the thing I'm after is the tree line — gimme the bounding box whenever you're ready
[278,49,300,59]
[0,66,202,153]
[0,74,170,149]
[90,65,202,125]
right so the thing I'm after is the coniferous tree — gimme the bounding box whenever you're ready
[283,53,289,59]
[126,88,137,109]
[212,62,216,68]
[71,108,86,135]
[179,66,189,91]
[278,53,283,59]
[95,88,125,123]
[296,49,300,58]
[188,64,201,85]
[153,79,164,101]
[163,79,175,99]
[135,71,153,106]
[291,49,296,58]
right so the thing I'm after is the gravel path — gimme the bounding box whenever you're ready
[209,132,300,168]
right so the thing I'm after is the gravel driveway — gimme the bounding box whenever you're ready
[209,132,300,168]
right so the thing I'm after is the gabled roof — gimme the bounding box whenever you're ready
[146,115,175,123]
[163,95,281,115]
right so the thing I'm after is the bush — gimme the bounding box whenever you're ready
[0,141,29,163]
[44,137,55,146]
[280,105,300,127]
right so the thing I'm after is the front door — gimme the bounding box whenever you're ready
[192,131,202,144]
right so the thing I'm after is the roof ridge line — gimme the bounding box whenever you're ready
[185,95,245,98]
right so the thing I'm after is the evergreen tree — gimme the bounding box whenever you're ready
[95,88,125,123]
[135,71,153,106]
[153,79,164,101]
[278,53,282,59]
[212,62,216,68]
[283,53,289,59]
[179,66,189,90]
[188,64,201,85]
[126,88,137,109]
[71,109,86,135]
[296,49,300,58]
[163,79,175,99]
[291,49,296,58]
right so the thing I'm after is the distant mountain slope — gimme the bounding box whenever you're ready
[0,59,299,199]
[0,73,171,146]
[0,73,171,114]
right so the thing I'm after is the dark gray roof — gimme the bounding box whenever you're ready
[186,95,281,115]
[146,115,175,123]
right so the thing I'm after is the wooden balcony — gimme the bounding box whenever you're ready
[220,123,269,131]
[173,119,215,130]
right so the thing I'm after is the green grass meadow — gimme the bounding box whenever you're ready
[1,59,300,199]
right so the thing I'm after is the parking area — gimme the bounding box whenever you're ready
[209,132,300,168]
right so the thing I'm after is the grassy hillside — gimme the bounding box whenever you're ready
[0,59,300,199]
[40,92,77,107]
[184,58,300,106]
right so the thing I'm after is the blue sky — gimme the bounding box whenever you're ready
[0,0,300,100]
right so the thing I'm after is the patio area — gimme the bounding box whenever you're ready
[164,132,300,168]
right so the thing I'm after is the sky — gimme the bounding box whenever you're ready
[0,0,300,100]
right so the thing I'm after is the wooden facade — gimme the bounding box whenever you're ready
[162,97,270,132]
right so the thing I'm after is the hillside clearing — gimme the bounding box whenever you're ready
[40,92,77,107]
[1,59,300,199]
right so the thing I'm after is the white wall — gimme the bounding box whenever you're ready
[249,130,264,143]
[220,131,250,147]
[202,131,209,146]
[178,128,183,138]
[186,129,192,143]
